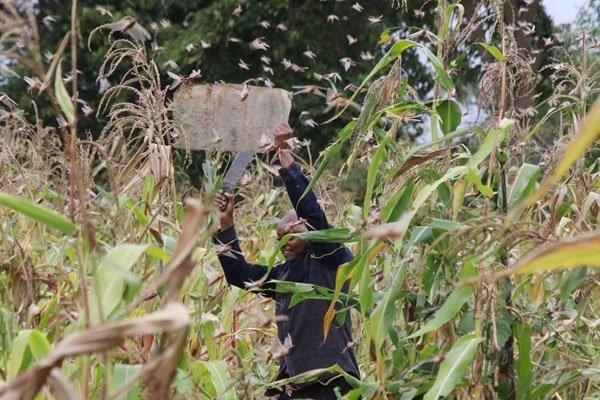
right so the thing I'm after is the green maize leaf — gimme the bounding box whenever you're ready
[560,267,587,300]
[508,163,540,209]
[7,329,51,379]
[477,42,506,62]
[466,168,493,197]
[363,139,390,219]
[467,119,514,168]
[326,40,453,123]
[515,323,533,400]
[268,365,376,396]
[0,191,76,236]
[440,4,464,40]
[436,99,462,135]
[407,260,476,339]
[428,218,468,232]
[423,333,482,400]
[490,232,600,280]
[524,106,567,141]
[358,257,374,314]
[515,96,600,214]
[192,360,236,400]
[272,280,357,309]
[383,182,414,223]
[368,264,407,350]
[411,120,514,215]
[267,227,360,270]
[27,330,51,359]
[90,244,149,322]
[201,313,219,360]
[54,59,75,123]
[112,364,142,400]
[291,227,360,244]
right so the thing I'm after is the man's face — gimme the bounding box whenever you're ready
[276,221,310,262]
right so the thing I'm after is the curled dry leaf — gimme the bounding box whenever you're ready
[88,16,150,47]
[0,304,189,400]
[363,213,412,239]
[393,148,452,179]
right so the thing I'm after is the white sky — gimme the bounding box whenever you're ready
[542,0,587,24]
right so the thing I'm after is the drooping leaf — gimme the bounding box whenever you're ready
[560,267,587,300]
[423,333,482,400]
[268,365,375,396]
[90,244,148,322]
[392,148,449,180]
[191,360,236,400]
[466,168,493,197]
[515,96,600,213]
[7,330,34,379]
[112,364,142,400]
[272,280,357,309]
[436,99,462,135]
[200,314,220,360]
[363,139,389,219]
[368,264,407,350]
[496,312,514,349]
[428,218,468,232]
[383,182,414,223]
[440,4,464,40]
[408,260,476,339]
[508,164,540,209]
[477,42,506,62]
[409,120,513,214]
[291,227,360,244]
[26,330,51,360]
[268,226,359,270]
[489,233,600,280]
[326,40,453,123]
[0,192,76,236]
[54,59,75,123]
[7,330,50,379]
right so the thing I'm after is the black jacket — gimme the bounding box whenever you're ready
[212,162,360,385]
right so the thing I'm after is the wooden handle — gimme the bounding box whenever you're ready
[219,183,234,212]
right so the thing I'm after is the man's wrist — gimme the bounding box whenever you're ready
[219,219,234,231]
[278,149,294,168]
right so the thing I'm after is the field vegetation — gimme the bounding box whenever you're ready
[0,0,599,399]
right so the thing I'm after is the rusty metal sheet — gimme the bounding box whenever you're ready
[172,83,293,152]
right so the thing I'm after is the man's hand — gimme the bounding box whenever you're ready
[274,123,294,149]
[274,123,295,168]
[213,190,234,230]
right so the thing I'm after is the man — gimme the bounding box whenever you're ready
[212,123,359,399]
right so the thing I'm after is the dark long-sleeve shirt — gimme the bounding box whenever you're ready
[212,162,359,385]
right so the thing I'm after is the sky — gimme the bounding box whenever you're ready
[542,0,587,24]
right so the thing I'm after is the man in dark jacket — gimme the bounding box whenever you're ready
[212,123,359,399]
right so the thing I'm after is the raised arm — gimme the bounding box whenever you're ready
[275,125,352,266]
[212,191,276,297]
